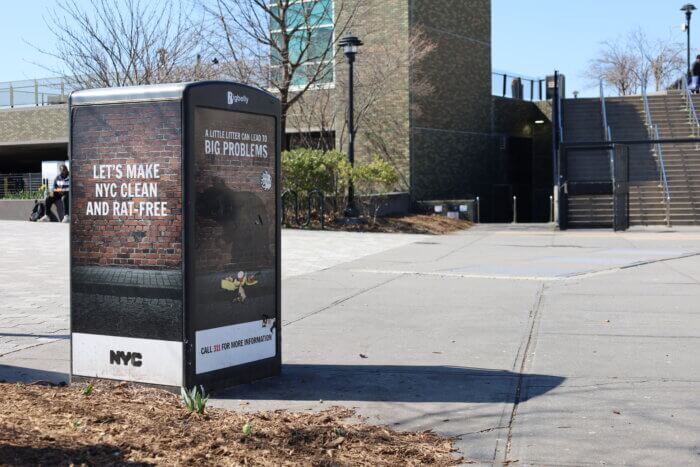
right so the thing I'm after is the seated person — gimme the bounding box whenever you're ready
[41,164,70,222]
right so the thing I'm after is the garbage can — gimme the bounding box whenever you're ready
[69,82,281,391]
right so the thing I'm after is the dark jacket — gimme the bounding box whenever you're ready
[693,61,700,77]
[53,173,70,194]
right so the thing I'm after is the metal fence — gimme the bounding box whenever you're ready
[492,71,545,101]
[0,77,78,109]
[0,173,45,198]
[0,73,545,108]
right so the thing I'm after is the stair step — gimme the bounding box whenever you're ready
[563,93,700,226]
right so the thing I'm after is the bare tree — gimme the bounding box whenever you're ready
[345,29,435,189]
[588,30,685,95]
[646,41,685,91]
[204,0,364,149]
[285,88,338,150]
[39,0,213,88]
[291,28,435,189]
[586,39,640,96]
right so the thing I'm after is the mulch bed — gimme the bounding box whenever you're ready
[288,214,472,235]
[0,381,460,466]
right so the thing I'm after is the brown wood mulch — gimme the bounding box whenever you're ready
[288,214,472,235]
[0,381,460,466]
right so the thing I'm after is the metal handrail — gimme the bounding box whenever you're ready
[600,80,615,181]
[600,80,610,136]
[681,77,700,138]
[642,85,652,128]
[653,124,672,227]
[642,85,672,227]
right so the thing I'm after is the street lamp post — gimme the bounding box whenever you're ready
[682,4,697,78]
[339,34,363,218]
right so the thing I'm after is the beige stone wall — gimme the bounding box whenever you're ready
[286,0,495,199]
[334,0,412,190]
[0,105,68,145]
[284,0,411,189]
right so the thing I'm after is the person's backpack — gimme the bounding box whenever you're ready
[29,200,46,222]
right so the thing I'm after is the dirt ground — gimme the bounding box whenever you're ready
[0,381,459,466]
[288,214,472,235]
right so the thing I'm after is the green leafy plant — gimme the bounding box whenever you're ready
[82,382,94,396]
[180,385,209,414]
[282,149,351,214]
[351,158,400,223]
[2,190,46,200]
[282,149,400,222]
[242,421,253,436]
[351,158,399,194]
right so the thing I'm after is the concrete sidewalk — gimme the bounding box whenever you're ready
[2,222,700,464]
[0,221,425,357]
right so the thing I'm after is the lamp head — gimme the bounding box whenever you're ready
[682,3,697,19]
[339,35,363,56]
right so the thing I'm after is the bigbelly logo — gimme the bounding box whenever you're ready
[227,91,249,105]
[109,350,143,367]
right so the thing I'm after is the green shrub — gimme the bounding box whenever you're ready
[282,149,400,220]
[353,158,400,223]
[282,149,351,198]
[2,189,47,200]
[352,158,399,195]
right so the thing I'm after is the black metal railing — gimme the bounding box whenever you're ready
[492,71,545,101]
[0,173,44,198]
[282,189,325,229]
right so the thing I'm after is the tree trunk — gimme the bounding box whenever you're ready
[280,95,289,151]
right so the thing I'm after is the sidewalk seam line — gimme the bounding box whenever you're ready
[283,275,402,326]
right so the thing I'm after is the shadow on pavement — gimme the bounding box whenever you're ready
[0,365,69,385]
[217,364,565,403]
[0,363,566,405]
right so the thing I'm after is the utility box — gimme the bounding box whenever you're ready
[69,82,281,391]
[511,77,523,100]
[546,74,566,99]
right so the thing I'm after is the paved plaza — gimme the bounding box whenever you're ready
[2,220,700,464]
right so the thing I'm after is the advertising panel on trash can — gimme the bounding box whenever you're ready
[69,81,281,391]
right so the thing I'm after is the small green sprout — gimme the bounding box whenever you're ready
[242,422,253,436]
[180,385,209,414]
[83,383,94,396]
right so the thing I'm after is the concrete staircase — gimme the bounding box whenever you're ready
[645,92,700,225]
[561,98,613,227]
[606,96,665,226]
[562,91,700,226]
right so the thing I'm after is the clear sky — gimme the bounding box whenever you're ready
[492,0,696,97]
[1,0,697,97]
